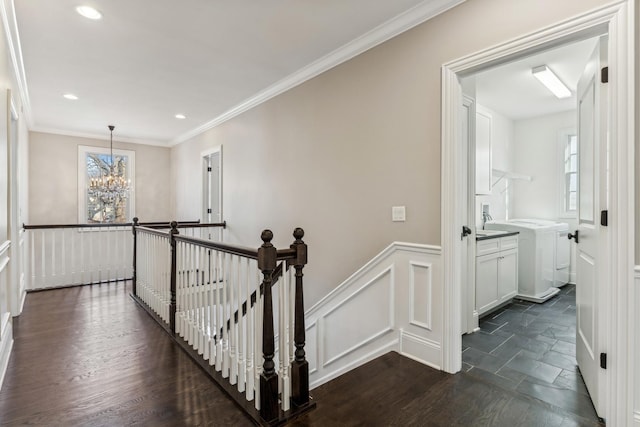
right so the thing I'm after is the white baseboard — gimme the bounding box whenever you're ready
[0,317,14,391]
[400,330,441,370]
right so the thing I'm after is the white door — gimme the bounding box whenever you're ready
[573,38,607,418]
[202,151,221,224]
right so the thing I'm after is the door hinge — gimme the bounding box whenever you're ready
[601,67,609,84]
[207,166,212,172]
[600,210,608,226]
[207,208,212,214]
[600,352,607,369]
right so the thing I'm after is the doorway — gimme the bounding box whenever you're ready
[440,3,635,425]
[459,36,599,420]
[202,147,222,240]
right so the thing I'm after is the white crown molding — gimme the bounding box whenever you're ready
[0,0,32,127]
[170,0,465,146]
[30,126,170,147]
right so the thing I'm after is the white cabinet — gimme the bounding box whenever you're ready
[476,235,518,316]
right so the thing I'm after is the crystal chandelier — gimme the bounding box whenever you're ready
[88,125,130,222]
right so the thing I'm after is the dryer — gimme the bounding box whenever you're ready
[485,219,569,302]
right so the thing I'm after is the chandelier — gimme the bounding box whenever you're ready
[88,125,130,222]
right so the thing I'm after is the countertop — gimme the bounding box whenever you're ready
[476,230,520,241]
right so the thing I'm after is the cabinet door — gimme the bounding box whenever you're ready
[498,248,518,302]
[476,253,499,315]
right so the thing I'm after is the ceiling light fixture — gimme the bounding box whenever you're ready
[88,125,130,223]
[76,6,102,20]
[175,114,186,119]
[532,65,571,99]
[63,93,79,100]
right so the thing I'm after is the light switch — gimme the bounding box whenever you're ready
[392,206,406,222]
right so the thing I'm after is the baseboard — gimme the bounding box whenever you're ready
[0,318,14,391]
[399,330,441,370]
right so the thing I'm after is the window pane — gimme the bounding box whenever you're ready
[568,192,577,211]
[569,135,577,154]
[569,154,577,172]
[86,152,130,223]
[568,172,577,191]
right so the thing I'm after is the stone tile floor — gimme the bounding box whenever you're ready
[462,285,601,423]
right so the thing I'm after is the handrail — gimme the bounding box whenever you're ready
[23,220,208,230]
[173,234,259,259]
[135,226,172,238]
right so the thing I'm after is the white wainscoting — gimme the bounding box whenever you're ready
[306,242,441,389]
[634,266,640,425]
[0,240,14,390]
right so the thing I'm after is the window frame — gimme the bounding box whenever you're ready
[78,145,135,224]
[557,129,578,218]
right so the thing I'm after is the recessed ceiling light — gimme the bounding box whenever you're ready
[63,93,79,100]
[76,6,102,20]
[175,114,186,119]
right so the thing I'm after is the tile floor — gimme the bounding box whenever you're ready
[462,285,601,423]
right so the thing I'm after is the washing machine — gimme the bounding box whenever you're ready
[485,219,569,303]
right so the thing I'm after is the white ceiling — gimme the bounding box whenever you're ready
[11,0,462,146]
[469,37,599,120]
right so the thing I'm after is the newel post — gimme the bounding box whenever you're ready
[290,228,309,408]
[169,221,179,335]
[258,230,278,422]
[132,217,139,296]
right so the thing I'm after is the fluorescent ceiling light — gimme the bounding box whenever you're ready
[532,65,571,99]
[76,6,102,20]
[63,93,78,100]
[175,114,186,119]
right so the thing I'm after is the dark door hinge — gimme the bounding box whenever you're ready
[600,352,607,369]
[601,67,609,84]
[207,208,212,214]
[207,166,212,172]
[600,210,608,226]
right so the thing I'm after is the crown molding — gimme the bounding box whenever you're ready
[30,126,169,148]
[170,0,465,146]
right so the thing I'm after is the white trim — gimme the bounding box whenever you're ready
[0,317,13,390]
[0,0,31,127]
[77,145,136,223]
[399,330,441,370]
[201,146,223,225]
[441,2,634,424]
[409,260,433,330]
[32,126,168,147]
[169,0,465,146]
[0,240,9,257]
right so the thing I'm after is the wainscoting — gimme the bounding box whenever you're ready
[0,240,13,389]
[635,266,640,425]
[305,242,442,388]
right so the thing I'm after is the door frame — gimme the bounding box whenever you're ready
[201,145,223,224]
[440,2,635,425]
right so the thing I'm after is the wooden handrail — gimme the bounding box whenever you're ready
[23,220,212,230]
[173,234,260,259]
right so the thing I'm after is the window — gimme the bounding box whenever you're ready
[78,145,135,223]
[563,134,578,215]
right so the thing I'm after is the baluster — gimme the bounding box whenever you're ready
[70,227,76,285]
[289,266,295,365]
[229,254,237,385]
[290,228,309,408]
[254,266,262,410]
[237,255,246,393]
[215,249,222,370]
[198,246,205,354]
[29,231,35,290]
[40,230,45,289]
[207,248,215,365]
[222,251,229,378]
[245,257,254,400]
[258,230,278,422]
[280,260,290,412]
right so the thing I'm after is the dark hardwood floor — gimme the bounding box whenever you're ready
[0,282,603,426]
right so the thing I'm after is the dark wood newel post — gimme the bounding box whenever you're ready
[258,230,278,422]
[290,227,309,408]
[132,217,139,295]
[169,221,179,335]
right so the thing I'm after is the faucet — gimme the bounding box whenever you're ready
[482,211,493,229]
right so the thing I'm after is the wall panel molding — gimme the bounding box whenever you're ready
[306,242,442,389]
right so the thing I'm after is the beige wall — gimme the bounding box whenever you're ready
[171,0,622,306]
[29,132,171,224]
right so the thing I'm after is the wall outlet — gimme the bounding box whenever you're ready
[392,206,406,222]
